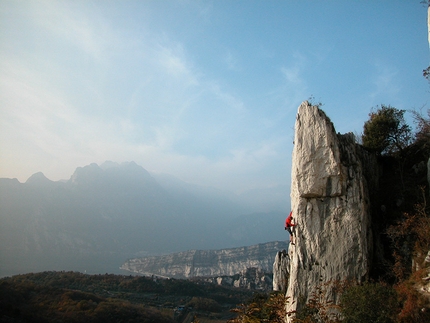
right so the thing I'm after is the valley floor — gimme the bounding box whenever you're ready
[0,271,256,323]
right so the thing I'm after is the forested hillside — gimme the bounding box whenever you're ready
[0,271,256,323]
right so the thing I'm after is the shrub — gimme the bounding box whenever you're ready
[294,281,343,323]
[340,282,398,323]
[186,297,221,312]
[395,280,430,322]
[228,292,290,323]
[387,191,430,282]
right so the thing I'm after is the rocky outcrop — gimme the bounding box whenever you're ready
[200,267,273,291]
[273,249,289,291]
[285,102,376,318]
[121,241,288,279]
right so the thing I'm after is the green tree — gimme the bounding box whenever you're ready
[362,105,412,155]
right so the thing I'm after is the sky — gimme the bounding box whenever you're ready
[0,0,429,198]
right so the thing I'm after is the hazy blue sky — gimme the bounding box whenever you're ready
[1,0,429,195]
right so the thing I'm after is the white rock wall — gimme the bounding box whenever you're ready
[286,102,372,319]
[121,241,288,278]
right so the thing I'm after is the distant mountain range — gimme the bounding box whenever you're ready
[0,161,289,277]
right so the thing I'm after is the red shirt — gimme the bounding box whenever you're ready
[285,212,296,227]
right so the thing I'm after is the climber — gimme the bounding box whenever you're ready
[285,211,297,245]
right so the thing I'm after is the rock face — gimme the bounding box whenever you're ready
[121,241,288,279]
[201,267,273,291]
[273,249,290,291]
[285,102,375,318]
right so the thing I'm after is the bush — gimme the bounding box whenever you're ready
[294,281,343,323]
[340,282,398,323]
[395,275,430,323]
[228,292,290,323]
[387,193,430,282]
[186,297,221,312]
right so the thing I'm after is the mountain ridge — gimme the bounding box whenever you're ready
[0,161,288,277]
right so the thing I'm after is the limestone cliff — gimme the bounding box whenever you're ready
[285,102,376,318]
[201,267,273,291]
[121,241,287,279]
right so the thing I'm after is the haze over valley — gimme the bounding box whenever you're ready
[0,161,288,277]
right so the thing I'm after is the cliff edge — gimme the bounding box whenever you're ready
[285,102,376,318]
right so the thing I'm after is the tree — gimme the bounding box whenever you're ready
[362,105,412,155]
